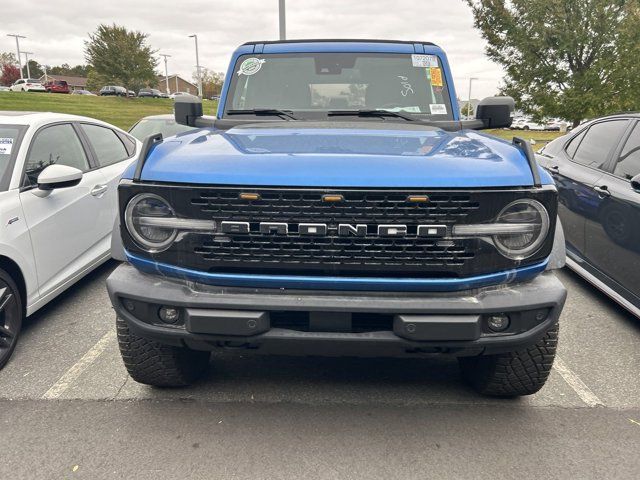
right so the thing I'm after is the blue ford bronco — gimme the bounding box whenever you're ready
[108,40,567,396]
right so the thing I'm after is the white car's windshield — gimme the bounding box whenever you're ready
[225,52,454,120]
[129,118,196,140]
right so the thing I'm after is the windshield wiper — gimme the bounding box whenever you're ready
[327,109,419,122]
[226,109,298,120]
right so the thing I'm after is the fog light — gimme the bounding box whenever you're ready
[159,306,180,324]
[487,314,510,332]
[123,300,135,312]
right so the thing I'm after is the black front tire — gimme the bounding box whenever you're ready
[459,324,558,397]
[116,317,210,387]
[0,268,23,370]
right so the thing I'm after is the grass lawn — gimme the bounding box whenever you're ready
[0,92,218,131]
[486,128,565,147]
[0,93,566,147]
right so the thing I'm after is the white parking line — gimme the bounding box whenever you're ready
[42,331,114,399]
[554,355,604,407]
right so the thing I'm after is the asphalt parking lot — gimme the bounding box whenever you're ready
[1,262,639,479]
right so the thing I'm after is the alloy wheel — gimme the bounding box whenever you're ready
[0,282,21,368]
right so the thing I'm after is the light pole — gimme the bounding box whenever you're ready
[7,34,26,78]
[22,52,34,79]
[189,34,202,98]
[160,53,171,94]
[279,0,286,40]
[467,77,478,119]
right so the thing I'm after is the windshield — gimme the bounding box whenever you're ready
[0,125,26,191]
[224,52,454,120]
[129,118,197,140]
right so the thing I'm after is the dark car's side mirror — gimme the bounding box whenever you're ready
[475,96,516,129]
[631,173,640,192]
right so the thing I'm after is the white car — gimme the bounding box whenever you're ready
[10,79,46,93]
[0,112,141,368]
[169,91,196,99]
[511,118,545,131]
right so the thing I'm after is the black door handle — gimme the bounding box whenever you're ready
[548,165,559,173]
[593,185,611,197]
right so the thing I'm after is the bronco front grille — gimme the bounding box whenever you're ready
[119,184,558,279]
[190,190,480,224]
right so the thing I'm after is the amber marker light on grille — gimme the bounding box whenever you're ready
[239,193,261,201]
[407,195,429,203]
[322,194,344,202]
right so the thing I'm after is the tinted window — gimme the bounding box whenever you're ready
[613,123,640,180]
[0,126,25,191]
[25,124,89,186]
[572,120,628,169]
[565,130,586,158]
[81,124,128,166]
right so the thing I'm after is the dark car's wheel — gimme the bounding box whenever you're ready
[458,324,558,397]
[0,268,23,370]
[116,317,210,387]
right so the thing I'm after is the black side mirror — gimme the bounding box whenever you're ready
[175,95,203,126]
[475,96,516,129]
[631,173,640,192]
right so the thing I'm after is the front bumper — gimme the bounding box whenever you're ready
[107,263,566,358]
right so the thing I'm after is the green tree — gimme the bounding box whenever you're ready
[0,52,17,67]
[466,0,640,126]
[85,69,112,92]
[84,24,158,92]
[49,64,90,77]
[193,68,225,98]
[26,59,44,78]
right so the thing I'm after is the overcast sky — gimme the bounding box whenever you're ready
[2,0,503,99]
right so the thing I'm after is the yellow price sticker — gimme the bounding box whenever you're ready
[430,67,443,87]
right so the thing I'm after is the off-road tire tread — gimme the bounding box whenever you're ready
[116,317,209,387]
[459,325,558,397]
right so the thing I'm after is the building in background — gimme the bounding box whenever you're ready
[155,75,198,95]
[38,74,88,91]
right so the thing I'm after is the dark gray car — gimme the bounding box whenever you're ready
[537,113,640,317]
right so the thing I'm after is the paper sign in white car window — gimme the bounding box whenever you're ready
[411,54,438,68]
[0,138,13,155]
[429,104,448,115]
[237,57,266,76]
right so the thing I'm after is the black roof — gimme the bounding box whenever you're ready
[242,39,437,47]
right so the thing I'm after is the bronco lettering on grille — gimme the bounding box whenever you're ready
[220,221,447,238]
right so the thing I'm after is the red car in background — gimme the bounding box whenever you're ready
[43,80,70,94]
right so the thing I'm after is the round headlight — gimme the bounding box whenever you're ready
[493,199,550,260]
[125,193,177,252]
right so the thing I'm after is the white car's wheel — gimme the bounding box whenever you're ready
[0,268,23,370]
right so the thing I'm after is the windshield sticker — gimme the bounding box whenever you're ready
[429,67,443,87]
[389,106,421,113]
[237,57,265,76]
[411,54,438,68]
[397,76,414,97]
[429,104,448,115]
[0,138,13,155]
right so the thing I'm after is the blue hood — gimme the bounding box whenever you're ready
[127,124,552,188]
